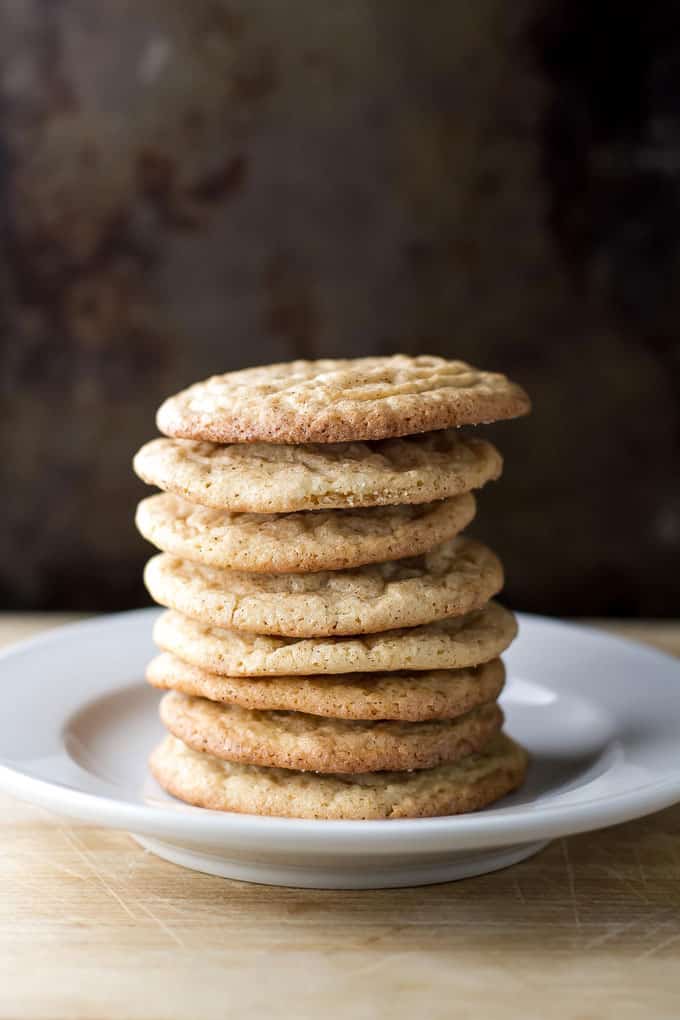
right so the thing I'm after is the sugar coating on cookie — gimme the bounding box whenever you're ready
[159,691,503,773]
[135,491,477,572]
[147,652,505,721]
[150,732,529,819]
[153,601,517,676]
[133,431,502,513]
[156,355,531,444]
[143,536,503,638]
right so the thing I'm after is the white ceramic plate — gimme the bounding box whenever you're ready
[0,609,679,889]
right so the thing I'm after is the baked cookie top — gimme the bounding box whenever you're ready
[135,491,476,573]
[150,732,528,819]
[133,431,502,513]
[153,601,517,676]
[143,537,503,637]
[147,652,505,722]
[159,691,503,773]
[156,356,530,444]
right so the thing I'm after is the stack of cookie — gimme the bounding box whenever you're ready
[133,355,530,820]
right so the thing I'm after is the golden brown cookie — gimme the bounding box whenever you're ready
[150,732,528,819]
[147,652,505,721]
[132,431,502,513]
[135,491,477,572]
[156,355,530,444]
[143,537,503,637]
[159,691,503,773]
[153,601,517,676]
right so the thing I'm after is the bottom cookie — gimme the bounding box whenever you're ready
[150,732,528,820]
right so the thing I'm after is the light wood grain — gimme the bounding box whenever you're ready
[1,614,679,1020]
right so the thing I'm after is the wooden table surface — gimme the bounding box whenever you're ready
[1,615,680,1020]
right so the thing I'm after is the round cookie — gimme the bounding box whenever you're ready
[147,652,505,721]
[153,601,517,676]
[132,431,502,513]
[143,537,503,638]
[150,732,528,819]
[135,491,477,572]
[159,691,503,773]
[156,355,531,444]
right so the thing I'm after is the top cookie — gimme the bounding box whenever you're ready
[156,356,531,444]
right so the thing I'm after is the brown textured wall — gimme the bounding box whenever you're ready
[1,0,679,615]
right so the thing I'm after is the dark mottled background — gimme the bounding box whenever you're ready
[1,0,679,616]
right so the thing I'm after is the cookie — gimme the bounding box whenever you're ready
[150,732,528,819]
[153,601,517,676]
[147,652,505,721]
[144,537,503,638]
[156,355,530,444]
[135,491,476,573]
[133,431,502,513]
[159,691,503,773]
